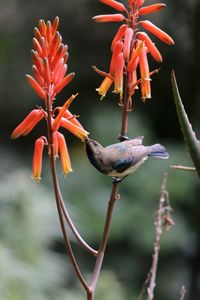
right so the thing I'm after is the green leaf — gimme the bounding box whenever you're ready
[171,70,200,179]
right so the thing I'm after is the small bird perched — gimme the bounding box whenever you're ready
[85,136,169,181]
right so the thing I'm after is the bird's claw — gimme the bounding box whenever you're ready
[118,135,130,142]
[112,177,122,184]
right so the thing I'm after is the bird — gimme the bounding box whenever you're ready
[85,136,169,181]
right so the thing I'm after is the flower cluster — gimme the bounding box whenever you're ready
[93,0,174,102]
[11,17,89,181]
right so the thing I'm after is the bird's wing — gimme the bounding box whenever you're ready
[105,144,148,174]
[111,157,134,173]
[124,136,144,146]
[118,136,145,148]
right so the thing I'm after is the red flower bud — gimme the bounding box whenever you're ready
[26,74,46,99]
[137,32,163,62]
[140,20,175,45]
[111,24,127,51]
[139,3,166,15]
[92,14,125,23]
[99,0,127,12]
[110,41,123,76]
[123,27,134,61]
[11,109,45,139]
[53,72,75,95]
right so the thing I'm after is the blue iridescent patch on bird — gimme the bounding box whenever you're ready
[112,158,133,173]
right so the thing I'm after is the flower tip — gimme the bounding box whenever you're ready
[55,16,59,22]
[81,132,90,142]
[63,169,73,178]
[31,175,42,182]
[11,132,18,139]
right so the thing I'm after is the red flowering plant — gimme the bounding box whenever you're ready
[11,1,175,300]
[93,0,174,139]
[11,17,89,180]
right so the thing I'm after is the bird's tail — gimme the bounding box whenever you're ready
[148,144,169,159]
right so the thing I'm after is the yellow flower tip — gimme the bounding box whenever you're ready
[73,92,79,98]
[96,88,106,100]
[11,133,17,140]
[100,95,105,101]
[81,132,90,142]
[31,175,42,182]
[63,168,73,178]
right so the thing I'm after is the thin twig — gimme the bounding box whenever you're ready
[146,173,174,300]
[179,286,186,300]
[170,165,196,172]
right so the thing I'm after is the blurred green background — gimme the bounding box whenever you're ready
[0,0,200,299]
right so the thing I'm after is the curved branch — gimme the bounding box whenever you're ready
[58,189,98,256]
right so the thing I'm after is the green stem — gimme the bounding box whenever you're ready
[171,71,200,179]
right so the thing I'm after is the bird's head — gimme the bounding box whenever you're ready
[84,138,108,174]
[85,138,104,154]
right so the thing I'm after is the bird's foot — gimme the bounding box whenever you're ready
[112,177,122,184]
[118,135,130,142]
[112,175,128,184]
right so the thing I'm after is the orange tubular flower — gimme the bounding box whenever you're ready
[62,110,83,128]
[32,137,46,181]
[53,131,59,158]
[110,41,124,76]
[57,132,72,176]
[59,118,89,141]
[127,42,143,72]
[96,76,113,99]
[11,109,45,139]
[93,0,174,101]
[113,52,124,96]
[139,44,151,101]
[52,94,78,132]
